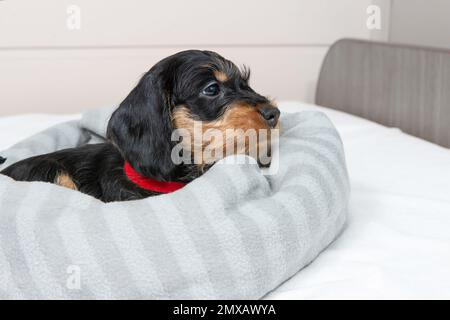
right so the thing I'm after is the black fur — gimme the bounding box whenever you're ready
[0,50,278,202]
[1,144,155,202]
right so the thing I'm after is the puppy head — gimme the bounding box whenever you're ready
[107,50,280,180]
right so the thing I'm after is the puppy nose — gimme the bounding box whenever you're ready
[258,106,280,128]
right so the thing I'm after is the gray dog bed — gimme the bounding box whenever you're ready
[0,108,349,299]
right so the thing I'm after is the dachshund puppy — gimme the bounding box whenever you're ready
[0,50,280,202]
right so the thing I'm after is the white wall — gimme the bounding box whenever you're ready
[0,0,389,115]
[389,0,450,49]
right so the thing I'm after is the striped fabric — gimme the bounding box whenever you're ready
[0,109,349,299]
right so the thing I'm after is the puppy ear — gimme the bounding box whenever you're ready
[107,71,176,180]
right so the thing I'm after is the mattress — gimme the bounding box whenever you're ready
[1,102,449,299]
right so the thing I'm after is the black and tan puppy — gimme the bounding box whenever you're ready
[0,50,280,202]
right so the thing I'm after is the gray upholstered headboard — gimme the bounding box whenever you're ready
[316,38,450,148]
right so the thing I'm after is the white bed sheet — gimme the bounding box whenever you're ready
[1,103,449,299]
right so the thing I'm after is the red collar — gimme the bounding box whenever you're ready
[123,161,185,194]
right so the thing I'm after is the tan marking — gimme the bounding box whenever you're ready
[214,71,228,83]
[54,173,78,190]
[172,103,279,165]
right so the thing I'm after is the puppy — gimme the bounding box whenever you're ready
[0,50,280,202]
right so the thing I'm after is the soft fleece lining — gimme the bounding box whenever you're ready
[0,108,349,299]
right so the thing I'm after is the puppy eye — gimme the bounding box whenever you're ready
[202,82,220,96]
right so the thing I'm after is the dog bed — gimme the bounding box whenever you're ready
[0,107,349,299]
